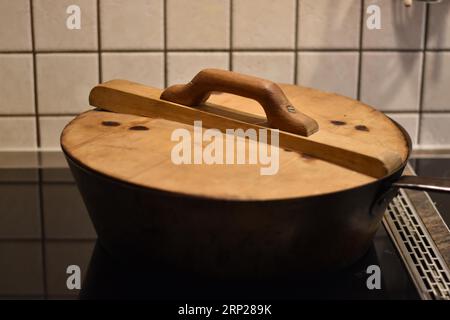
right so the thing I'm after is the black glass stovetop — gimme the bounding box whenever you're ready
[0,158,449,300]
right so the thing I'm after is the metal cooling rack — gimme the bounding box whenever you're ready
[383,189,450,300]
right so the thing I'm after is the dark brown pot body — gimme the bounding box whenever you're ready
[65,154,406,279]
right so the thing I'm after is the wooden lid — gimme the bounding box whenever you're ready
[61,79,409,201]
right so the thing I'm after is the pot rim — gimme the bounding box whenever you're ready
[61,117,412,204]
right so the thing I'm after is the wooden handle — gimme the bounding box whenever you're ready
[160,69,319,137]
[89,80,404,178]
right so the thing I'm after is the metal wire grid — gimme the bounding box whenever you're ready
[383,189,450,300]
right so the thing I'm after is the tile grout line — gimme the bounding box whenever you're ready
[0,181,71,186]
[5,110,450,117]
[229,0,233,71]
[0,113,84,117]
[29,1,49,298]
[5,110,449,117]
[3,48,450,54]
[97,0,102,83]
[0,113,79,118]
[37,160,49,299]
[293,0,299,85]
[29,0,48,299]
[163,0,168,87]
[29,0,40,148]
[417,3,430,146]
[0,238,97,242]
[357,0,365,101]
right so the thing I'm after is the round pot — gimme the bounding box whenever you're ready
[62,69,450,279]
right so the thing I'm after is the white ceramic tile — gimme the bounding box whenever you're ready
[423,52,450,111]
[232,52,294,84]
[45,241,95,296]
[0,185,41,239]
[33,0,98,51]
[167,0,229,49]
[43,184,96,239]
[297,52,358,98]
[360,52,422,112]
[102,52,164,87]
[385,113,419,146]
[167,52,229,86]
[298,0,360,49]
[0,54,35,114]
[0,242,43,295]
[36,54,98,114]
[419,113,450,147]
[233,0,296,49]
[0,117,37,150]
[0,0,32,51]
[39,116,75,150]
[100,0,163,50]
[427,1,450,49]
[363,0,425,49]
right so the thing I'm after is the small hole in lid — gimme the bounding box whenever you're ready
[330,120,346,126]
[129,125,149,131]
[102,121,121,127]
[355,125,369,132]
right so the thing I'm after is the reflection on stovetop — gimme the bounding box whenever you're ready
[2,157,450,300]
[0,167,95,299]
[81,228,419,300]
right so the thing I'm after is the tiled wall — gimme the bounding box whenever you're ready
[1,0,450,151]
[0,167,96,298]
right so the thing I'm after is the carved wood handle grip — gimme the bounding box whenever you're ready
[160,68,319,136]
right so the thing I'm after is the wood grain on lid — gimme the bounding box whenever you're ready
[61,84,409,200]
